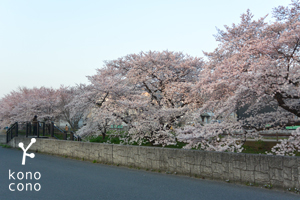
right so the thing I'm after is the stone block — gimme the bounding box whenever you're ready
[159,148,169,170]
[146,148,156,160]
[269,168,283,182]
[232,154,246,170]
[184,150,195,165]
[232,153,246,162]
[283,179,296,188]
[151,160,160,170]
[201,166,212,177]
[254,171,270,184]
[245,154,260,171]
[270,180,283,188]
[292,166,298,182]
[113,145,127,165]
[241,170,255,183]
[268,156,283,169]
[232,169,241,182]
[221,152,232,163]
[257,156,269,173]
[203,152,212,166]
[283,167,292,181]
[190,163,201,176]
[212,163,225,175]
[283,157,297,168]
[211,152,222,164]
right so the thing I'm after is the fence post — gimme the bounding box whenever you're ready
[29,123,32,135]
[26,122,29,137]
[11,127,13,140]
[42,122,45,136]
[70,132,74,141]
[63,131,67,140]
[37,121,40,138]
[6,129,9,143]
[50,122,54,137]
[15,122,18,137]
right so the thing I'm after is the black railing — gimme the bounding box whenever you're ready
[6,121,52,143]
[24,121,52,138]
[5,121,82,143]
[53,124,66,140]
[52,124,81,141]
[71,131,82,141]
[6,122,18,143]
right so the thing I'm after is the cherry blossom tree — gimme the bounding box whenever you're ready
[2,1,299,156]
[71,70,126,139]
[178,1,300,153]
[269,128,300,156]
[105,50,203,145]
[0,87,61,127]
[0,90,22,127]
[27,87,59,122]
[56,86,84,130]
[77,50,204,145]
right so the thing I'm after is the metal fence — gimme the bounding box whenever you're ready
[6,122,18,143]
[5,121,81,143]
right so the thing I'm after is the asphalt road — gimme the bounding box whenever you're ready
[0,147,299,200]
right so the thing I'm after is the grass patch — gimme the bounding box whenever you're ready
[246,182,259,187]
[130,140,153,147]
[88,135,295,155]
[53,132,65,140]
[90,135,121,144]
[242,140,278,154]
[0,144,11,148]
[89,135,188,149]
[164,142,187,149]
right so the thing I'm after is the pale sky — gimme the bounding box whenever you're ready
[0,0,291,98]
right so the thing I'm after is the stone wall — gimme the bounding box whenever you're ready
[8,137,300,189]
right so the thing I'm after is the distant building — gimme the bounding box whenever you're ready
[236,104,276,120]
[200,112,213,124]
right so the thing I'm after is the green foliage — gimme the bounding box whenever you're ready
[129,139,152,146]
[88,134,298,156]
[89,136,108,143]
[89,135,121,144]
[0,144,11,148]
[89,134,189,148]
[54,132,65,140]
[164,142,187,149]
[242,140,278,154]
[264,184,273,189]
[17,130,26,135]
[106,129,127,135]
